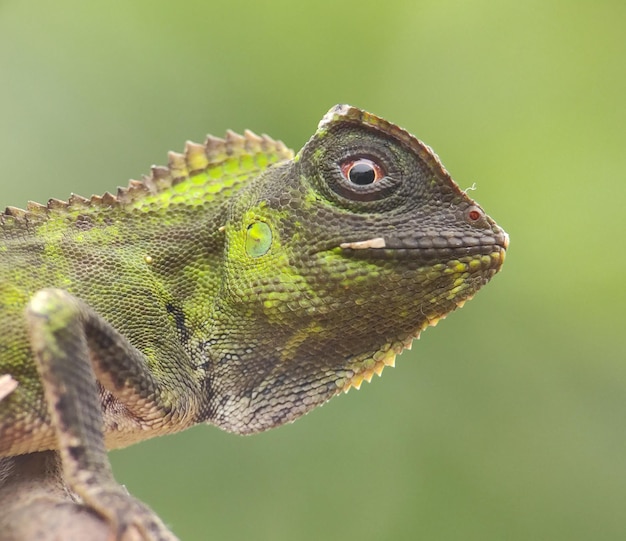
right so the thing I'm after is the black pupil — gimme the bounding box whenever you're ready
[348,162,376,185]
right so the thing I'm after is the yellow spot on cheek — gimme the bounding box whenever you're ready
[144,255,154,265]
[446,284,466,300]
[453,262,468,273]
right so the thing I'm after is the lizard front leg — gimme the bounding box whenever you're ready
[25,288,190,541]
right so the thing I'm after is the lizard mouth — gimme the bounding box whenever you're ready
[341,229,509,251]
[335,234,508,395]
[338,234,508,268]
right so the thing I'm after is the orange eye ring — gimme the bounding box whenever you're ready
[340,158,385,186]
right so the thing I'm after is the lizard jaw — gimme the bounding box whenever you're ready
[338,287,475,394]
[337,245,504,395]
[339,307,447,394]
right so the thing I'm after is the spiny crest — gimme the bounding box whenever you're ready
[2,130,293,223]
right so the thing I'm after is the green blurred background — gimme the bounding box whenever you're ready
[1,0,624,539]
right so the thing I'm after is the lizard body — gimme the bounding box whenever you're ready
[0,105,507,539]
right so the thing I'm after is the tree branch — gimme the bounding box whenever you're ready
[0,451,131,541]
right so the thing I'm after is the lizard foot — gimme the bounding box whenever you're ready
[85,487,179,541]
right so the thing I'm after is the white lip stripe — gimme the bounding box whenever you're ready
[339,237,386,250]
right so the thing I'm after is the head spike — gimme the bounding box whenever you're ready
[184,141,209,173]
[225,130,246,155]
[100,192,117,206]
[4,206,28,219]
[149,166,171,188]
[26,201,47,215]
[46,198,69,211]
[204,135,227,161]
[67,194,90,207]
[243,129,263,152]
[167,151,188,181]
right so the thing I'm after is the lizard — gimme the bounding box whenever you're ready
[0,104,508,540]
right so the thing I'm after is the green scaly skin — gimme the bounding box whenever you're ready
[0,105,507,539]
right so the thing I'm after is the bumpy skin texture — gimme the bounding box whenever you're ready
[0,105,507,539]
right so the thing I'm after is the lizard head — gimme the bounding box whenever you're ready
[205,105,508,434]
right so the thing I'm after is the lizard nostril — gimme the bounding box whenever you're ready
[465,206,484,225]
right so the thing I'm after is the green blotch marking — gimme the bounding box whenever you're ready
[444,260,468,274]
[255,154,270,168]
[209,167,225,180]
[191,173,208,186]
[0,282,29,308]
[246,222,272,258]
[224,157,252,176]
[446,283,468,300]
[312,147,325,161]
[239,155,255,170]
[130,171,252,212]
[74,223,122,246]
[281,321,325,362]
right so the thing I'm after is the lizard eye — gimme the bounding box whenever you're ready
[341,158,385,185]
